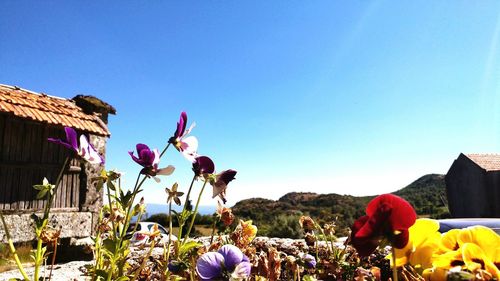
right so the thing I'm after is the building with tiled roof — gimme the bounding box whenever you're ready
[463,154,500,171]
[446,153,500,218]
[0,84,115,242]
[0,84,113,136]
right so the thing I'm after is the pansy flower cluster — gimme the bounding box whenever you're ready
[350,194,500,281]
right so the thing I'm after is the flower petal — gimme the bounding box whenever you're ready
[196,252,224,280]
[136,143,150,154]
[64,127,79,151]
[47,137,74,151]
[174,111,188,139]
[157,165,175,176]
[350,215,380,256]
[460,242,500,278]
[458,226,500,259]
[128,150,141,164]
[193,156,215,176]
[79,135,103,164]
[180,136,199,162]
[180,136,198,153]
[212,182,226,199]
[217,170,237,186]
[183,121,196,137]
[366,194,417,232]
[152,149,160,166]
[231,261,251,279]
[439,229,460,253]
[218,245,243,271]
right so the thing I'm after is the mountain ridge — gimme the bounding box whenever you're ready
[232,174,448,237]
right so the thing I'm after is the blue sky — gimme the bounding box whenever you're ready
[2,1,500,206]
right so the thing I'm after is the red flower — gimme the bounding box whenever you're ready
[350,194,416,256]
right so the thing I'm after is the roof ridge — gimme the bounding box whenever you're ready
[0,84,69,101]
[463,153,500,171]
[0,84,110,136]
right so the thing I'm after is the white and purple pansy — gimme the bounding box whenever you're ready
[196,245,251,281]
[169,111,198,162]
[48,127,104,165]
[129,143,174,182]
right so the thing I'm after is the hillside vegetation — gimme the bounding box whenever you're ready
[232,174,450,238]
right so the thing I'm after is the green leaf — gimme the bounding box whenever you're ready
[30,213,42,227]
[95,269,108,280]
[115,276,130,281]
[107,180,116,191]
[33,184,45,191]
[303,275,318,281]
[179,241,201,257]
[36,189,48,199]
[96,179,104,192]
[102,239,117,255]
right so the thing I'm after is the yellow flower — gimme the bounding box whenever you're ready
[461,242,500,279]
[437,228,460,253]
[457,226,500,259]
[431,250,463,269]
[241,220,257,243]
[424,225,500,280]
[390,218,441,270]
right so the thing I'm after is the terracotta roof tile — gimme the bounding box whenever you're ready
[0,84,110,136]
[465,154,500,171]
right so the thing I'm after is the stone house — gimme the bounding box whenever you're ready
[0,84,115,242]
[445,153,500,218]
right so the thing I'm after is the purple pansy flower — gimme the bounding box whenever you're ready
[196,245,251,280]
[211,169,237,204]
[192,156,215,177]
[48,127,103,164]
[129,144,175,182]
[169,112,198,162]
[300,253,316,269]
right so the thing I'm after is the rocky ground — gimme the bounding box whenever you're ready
[0,236,346,280]
[0,261,93,281]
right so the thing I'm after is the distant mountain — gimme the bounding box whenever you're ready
[145,203,216,217]
[232,174,449,237]
[394,174,448,215]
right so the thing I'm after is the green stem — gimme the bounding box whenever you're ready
[43,157,70,220]
[119,174,146,239]
[183,179,208,242]
[0,213,31,281]
[106,263,114,281]
[209,216,219,245]
[159,143,171,158]
[105,184,117,239]
[48,239,58,281]
[392,246,399,281]
[166,201,172,263]
[177,175,197,239]
[116,173,146,278]
[34,238,43,281]
[34,157,70,281]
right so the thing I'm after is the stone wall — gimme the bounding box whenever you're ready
[0,212,92,243]
[79,134,106,236]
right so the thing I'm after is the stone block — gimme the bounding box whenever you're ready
[0,212,92,243]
